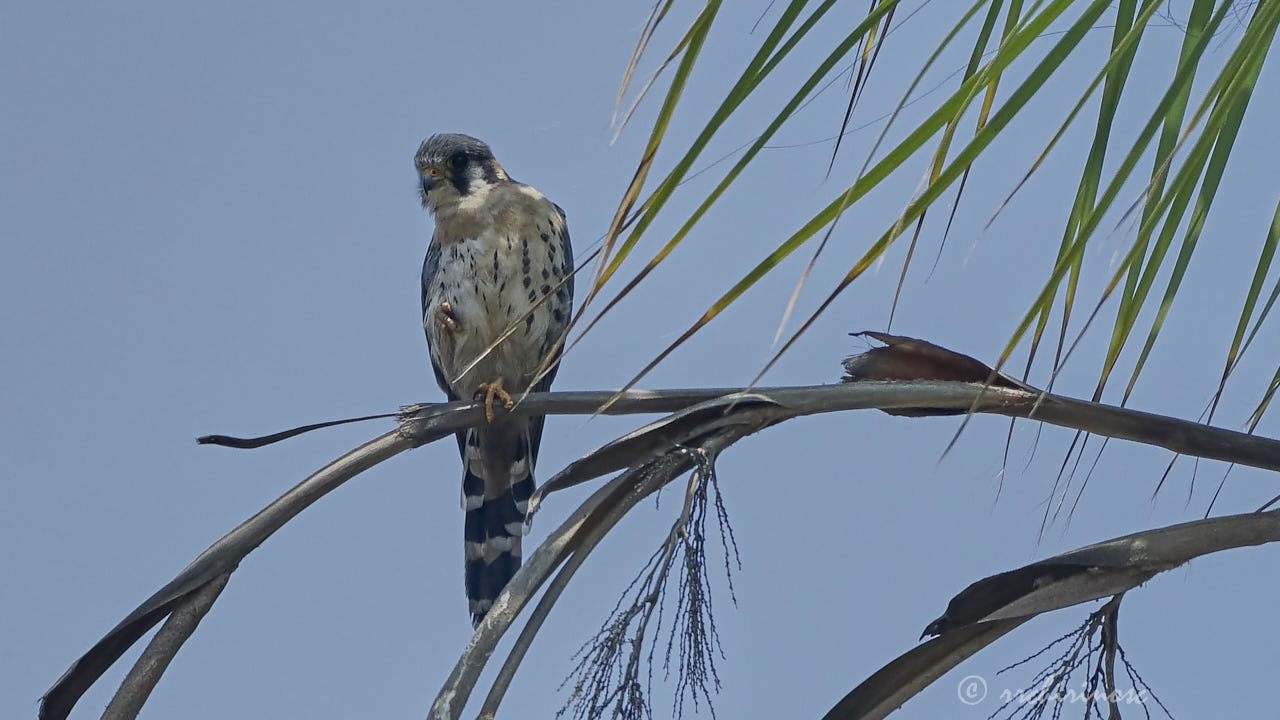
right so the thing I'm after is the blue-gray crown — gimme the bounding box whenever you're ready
[416,133,495,165]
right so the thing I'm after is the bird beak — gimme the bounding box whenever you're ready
[420,173,438,196]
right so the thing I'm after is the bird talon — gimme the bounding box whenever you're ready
[476,378,513,422]
[435,302,462,334]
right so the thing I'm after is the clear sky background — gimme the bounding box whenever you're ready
[4,2,1278,719]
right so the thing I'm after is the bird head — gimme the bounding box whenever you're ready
[415,133,509,212]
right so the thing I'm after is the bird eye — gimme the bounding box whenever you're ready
[450,154,468,170]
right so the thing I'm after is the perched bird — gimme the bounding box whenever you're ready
[416,133,574,626]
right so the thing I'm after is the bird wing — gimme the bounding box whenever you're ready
[421,237,468,458]
[524,203,574,466]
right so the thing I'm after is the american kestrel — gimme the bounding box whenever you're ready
[416,133,574,626]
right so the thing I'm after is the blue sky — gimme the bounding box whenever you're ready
[4,2,1279,718]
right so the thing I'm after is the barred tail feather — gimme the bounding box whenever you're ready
[461,429,536,626]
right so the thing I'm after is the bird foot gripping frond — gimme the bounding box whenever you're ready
[475,378,514,423]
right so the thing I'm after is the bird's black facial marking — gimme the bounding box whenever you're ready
[448,154,471,195]
[444,151,504,196]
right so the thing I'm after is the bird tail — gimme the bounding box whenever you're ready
[461,428,535,627]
